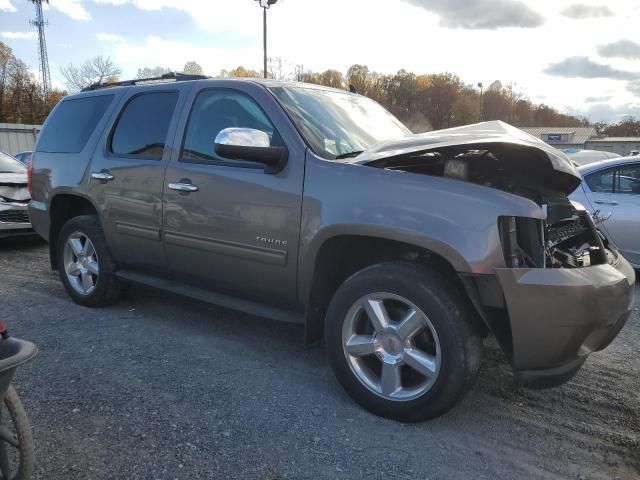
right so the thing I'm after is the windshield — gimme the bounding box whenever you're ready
[269,85,411,160]
[0,152,25,174]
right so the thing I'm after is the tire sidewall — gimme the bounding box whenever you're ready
[325,262,481,422]
[56,215,118,307]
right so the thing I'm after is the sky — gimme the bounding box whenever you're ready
[1,0,640,123]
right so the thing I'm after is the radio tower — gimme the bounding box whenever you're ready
[29,0,51,97]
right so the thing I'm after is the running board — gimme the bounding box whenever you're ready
[115,270,304,324]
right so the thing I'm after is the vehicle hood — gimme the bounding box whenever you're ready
[0,173,29,202]
[352,121,582,195]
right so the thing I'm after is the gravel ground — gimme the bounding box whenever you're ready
[0,239,638,480]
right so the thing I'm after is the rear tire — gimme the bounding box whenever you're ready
[56,215,124,307]
[325,261,482,422]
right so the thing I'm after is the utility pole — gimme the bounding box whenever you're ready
[477,82,484,122]
[29,0,52,98]
[255,0,278,79]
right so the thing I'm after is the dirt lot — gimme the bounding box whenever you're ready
[0,239,638,480]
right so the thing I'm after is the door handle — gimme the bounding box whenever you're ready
[91,171,114,182]
[594,200,618,206]
[168,182,199,193]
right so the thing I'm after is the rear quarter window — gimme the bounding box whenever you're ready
[36,95,114,154]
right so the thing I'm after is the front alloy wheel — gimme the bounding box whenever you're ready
[325,262,482,422]
[342,293,441,401]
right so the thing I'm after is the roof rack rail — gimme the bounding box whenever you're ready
[81,71,209,92]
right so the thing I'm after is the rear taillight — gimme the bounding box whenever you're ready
[27,160,33,197]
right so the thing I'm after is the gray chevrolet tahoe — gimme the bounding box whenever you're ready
[29,74,635,422]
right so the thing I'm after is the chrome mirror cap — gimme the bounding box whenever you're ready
[214,128,270,149]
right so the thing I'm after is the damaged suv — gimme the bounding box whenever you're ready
[29,76,635,421]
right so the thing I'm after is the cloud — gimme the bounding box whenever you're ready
[96,33,124,42]
[544,56,640,81]
[402,0,544,29]
[628,81,640,97]
[585,95,612,103]
[560,4,614,19]
[1,31,37,40]
[597,39,640,60]
[52,0,92,21]
[569,102,640,123]
[0,0,15,12]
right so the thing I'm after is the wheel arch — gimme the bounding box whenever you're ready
[301,233,483,344]
[48,193,100,270]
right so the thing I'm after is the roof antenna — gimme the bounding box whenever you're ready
[349,84,357,94]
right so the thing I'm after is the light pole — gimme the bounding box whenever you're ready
[477,82,484,122]
[255,0,278,79]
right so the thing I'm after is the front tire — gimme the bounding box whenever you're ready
[56,215,124,307]
[325,262,482,422]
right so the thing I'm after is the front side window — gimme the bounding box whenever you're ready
[37,95,114,154]
[269,85,411,160]
[617,164,640,195]
[181,90,279,164]
[110,92,179,160]
[585,164,640,195]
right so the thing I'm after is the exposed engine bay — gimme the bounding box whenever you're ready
[364,143,611,269]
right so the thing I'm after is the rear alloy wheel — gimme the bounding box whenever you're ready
[325,262,482,422]
[63,232,99,296]
[57,215,124,307]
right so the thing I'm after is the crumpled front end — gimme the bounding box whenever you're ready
[357,122,635,388]
[0,175,33,239]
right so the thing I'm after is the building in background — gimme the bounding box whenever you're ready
[519,127,598,150]
[0,124,42,154]
[585,137,640,157]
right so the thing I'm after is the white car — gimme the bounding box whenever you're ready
[567,149,621,166]
[570,156,640,268]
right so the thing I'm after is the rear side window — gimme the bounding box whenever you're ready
[36,95,114,153]
[110,92,179,160]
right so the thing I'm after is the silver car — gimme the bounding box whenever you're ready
[0,152,32,239]
[570,156,640,268]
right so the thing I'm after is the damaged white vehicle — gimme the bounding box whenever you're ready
[0,152,32,239]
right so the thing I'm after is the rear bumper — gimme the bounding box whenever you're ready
[495,255,635,387]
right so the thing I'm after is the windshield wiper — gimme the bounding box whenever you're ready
[334,150,364,160]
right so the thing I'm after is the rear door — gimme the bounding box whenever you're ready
[583,163,640,265]
[88,86,187,273]
[162,83,306,306]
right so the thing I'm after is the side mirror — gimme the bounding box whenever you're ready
[214,128,288,174]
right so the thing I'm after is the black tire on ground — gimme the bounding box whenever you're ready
[56,214,124,307]
[325,261,482,422]
[0,385,34,480]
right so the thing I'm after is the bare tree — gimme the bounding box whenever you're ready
[60,56,121,92]
[182,61,203,76]
[136,66,171,79]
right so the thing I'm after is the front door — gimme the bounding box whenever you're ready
[583,162,640,265]
[88,88,184,273]
[163,86,305,306]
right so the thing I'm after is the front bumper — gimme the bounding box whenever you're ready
[0,203,33,239]
[495,255,635,388]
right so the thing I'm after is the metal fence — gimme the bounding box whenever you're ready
[0,123,42,155]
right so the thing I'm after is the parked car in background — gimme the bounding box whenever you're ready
[567,149,621,166]
[13,151,33,166]
[570,156,640,268]
[28,76,635,422]
[0,151,33,239]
